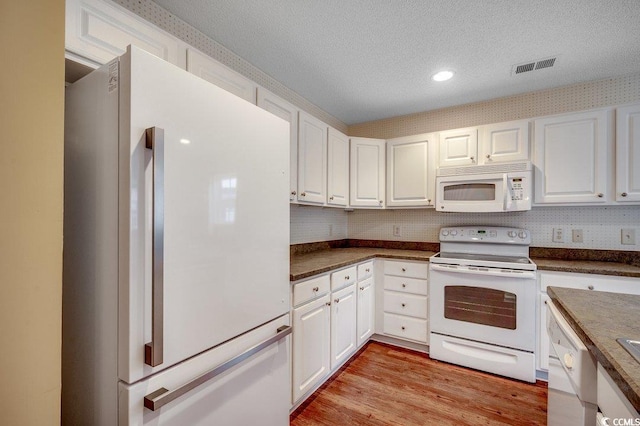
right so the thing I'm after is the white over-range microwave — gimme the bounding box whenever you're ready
[435,162,532,212]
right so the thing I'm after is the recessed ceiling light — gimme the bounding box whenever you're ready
[432,70,454,82]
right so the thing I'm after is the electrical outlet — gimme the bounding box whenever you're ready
[621,228,636,245]
[552,228,564,243]
[393,225,401,237]
[572,229,583,243]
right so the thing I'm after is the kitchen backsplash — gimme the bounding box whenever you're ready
[291,205,640,251]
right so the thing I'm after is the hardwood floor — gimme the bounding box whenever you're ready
[290,341,547,426]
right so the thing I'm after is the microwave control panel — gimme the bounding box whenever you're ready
[509,177,524,201]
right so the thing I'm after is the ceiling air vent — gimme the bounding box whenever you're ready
[512,56,558,76]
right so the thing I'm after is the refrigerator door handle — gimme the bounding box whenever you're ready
[143,325,292,411]
[144,127,165,367]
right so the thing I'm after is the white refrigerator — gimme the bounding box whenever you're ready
[62,46,291,425]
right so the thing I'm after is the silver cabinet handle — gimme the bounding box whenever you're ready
[597,193,604,198]
[379,200,383,204]
[144,325,292,411]
[345,275,350,280]
[334,298,340,303]
[402,283,406,288]
[360,286,364,290]
[326,302,331,306]
[365,268,370,272]
[401,326,406,330]
[401,268,406,272]
[312,286,319,292]
[291,190,297,196]
[329,196,334,200]
[145,127,164,367]
[401,303,406,308]
[486,154,491,159]
[300,192,306,197]
[622,192,628,197]
[470,156,475,162]
[588,285,594,290]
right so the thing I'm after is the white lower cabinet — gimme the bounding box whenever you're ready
[291,261,376,406]
[291,277,331,404]
[330,283,357,370]
[356,260,375,348]
[382,260,429,344]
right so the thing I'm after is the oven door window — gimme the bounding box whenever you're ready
[442,183,496,201]
[444,286,516,330]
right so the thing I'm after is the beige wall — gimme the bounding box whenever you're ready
[348,72,640,138]
[0,1,65,424]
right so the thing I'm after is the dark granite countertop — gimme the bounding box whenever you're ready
[547,287,640,413]
[290,248,434,281]
[290,246,640,282]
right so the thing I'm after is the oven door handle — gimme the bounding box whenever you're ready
[429,263,536,279]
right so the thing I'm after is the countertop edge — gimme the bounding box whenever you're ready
[547,287,640,414]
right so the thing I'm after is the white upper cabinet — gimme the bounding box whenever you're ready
[350,138,386,208]
[480,120,530,164]
[386,133,437,208]
[298,112,328,205]
[616,103,640,203]
[186,48,257,103]
[257,88,299,202]
[438,127,478,167]
[533,108,612,204]
[327,128,350,207]
[65,0,180,67]
[438,121,529,169]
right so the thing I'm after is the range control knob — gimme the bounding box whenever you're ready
[450,230,458,236]
[441,230,450,237]
[518,231,527,239]
[508,230,517,238]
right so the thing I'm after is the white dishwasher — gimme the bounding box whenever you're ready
[547,301,598,426]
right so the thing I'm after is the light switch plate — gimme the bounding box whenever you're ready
[621,228,636,245]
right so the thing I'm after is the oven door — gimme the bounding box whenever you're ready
[429,263,536,351]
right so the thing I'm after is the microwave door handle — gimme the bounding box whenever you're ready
[503,174,512,210]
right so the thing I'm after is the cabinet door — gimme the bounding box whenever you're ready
[386,133,437,207]
[616,104,640,203]
[481,120,530,164]
[186,48,257,103]
[357,277,375,347]
[65,0,180,67]
[298,112,328,205]
[327,128,350,207]
[330,284,357,370]
[533,109,611,204]
[257,88,299,201]
[292,294,330,403]
[350,138,386,208]
[438,127,478,167]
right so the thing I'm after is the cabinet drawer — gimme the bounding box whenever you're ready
[384,275,428,295]
[384,260,428,279]
[357,261,374,281]
[383,291,427,319]
[293,275,330,307]
[331,266,357,291]
[383,313,428,343]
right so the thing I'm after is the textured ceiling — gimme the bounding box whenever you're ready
[152,0,640,125]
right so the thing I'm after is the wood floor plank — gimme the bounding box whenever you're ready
[291,341,547,426]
